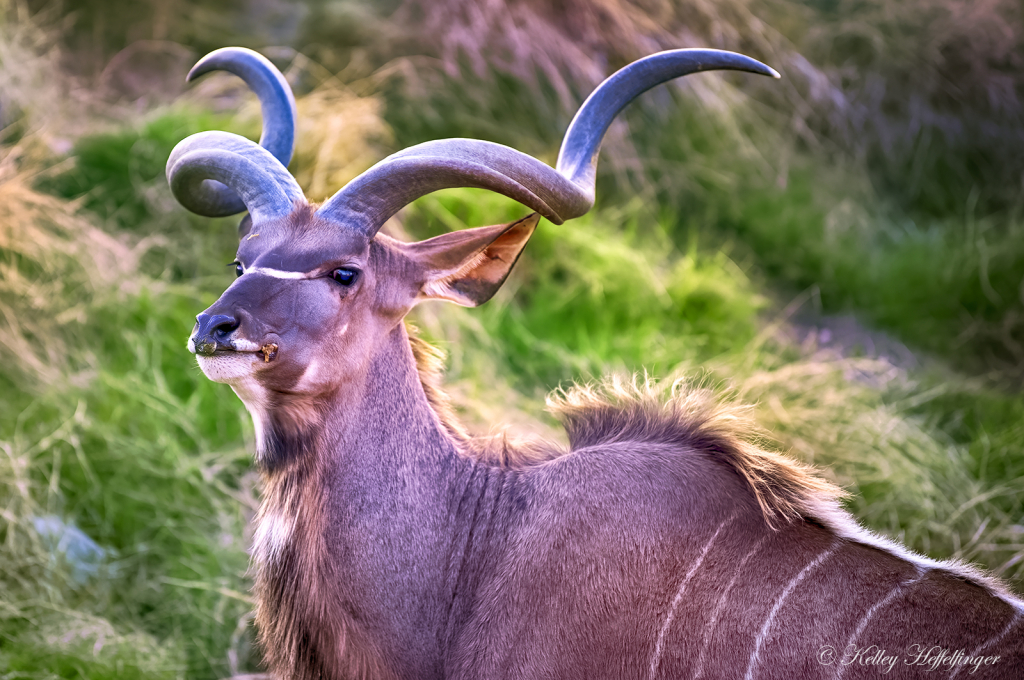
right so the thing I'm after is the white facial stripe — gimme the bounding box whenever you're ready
[246,266,311,280]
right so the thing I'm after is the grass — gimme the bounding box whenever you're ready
[731,353,1024,583]
[1,2,1023,678]
[375,0,1024,378]
[403,190,766,389]
[37,110,239,231]
[0,171,256,677]
[710,167,1024,378]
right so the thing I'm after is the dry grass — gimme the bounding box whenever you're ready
[0,173,153,386]
[1,5,1022,679]
[0,15,258,676]
[379,0,1024,217]
[726,349,1024,584]
[0,171,196,677]
[391,0,792,103]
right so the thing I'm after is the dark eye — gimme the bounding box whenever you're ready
[228,261,244,277]
[331,268,358,286]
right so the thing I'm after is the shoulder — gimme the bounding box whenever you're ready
[545,377,846,528]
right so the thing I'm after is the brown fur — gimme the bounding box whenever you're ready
[546,376,848,528]
[408,330,562,468]
[409,326,846,528]
[254,443,395,680]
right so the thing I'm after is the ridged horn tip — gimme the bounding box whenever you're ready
[177,47,298,217]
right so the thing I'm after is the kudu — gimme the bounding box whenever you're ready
[169,47,1023,679]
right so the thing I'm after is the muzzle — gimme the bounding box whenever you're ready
[190,313,240,355]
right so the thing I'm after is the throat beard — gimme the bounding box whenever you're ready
[250,393,330,471]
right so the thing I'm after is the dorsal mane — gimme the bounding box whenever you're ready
[407,329,471,443]
[546,376,848,527]
[408,332,1023,603]
[408,326,844,525]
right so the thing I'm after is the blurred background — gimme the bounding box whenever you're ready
[1,0,1023,677]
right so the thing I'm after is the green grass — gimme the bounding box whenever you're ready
[37,110,242,231]
[710,168,1024,377]
[404,190,765,390]
[1,166,254,677]
[3,3,1024,678]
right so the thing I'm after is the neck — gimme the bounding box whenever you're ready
[253,322,481,680]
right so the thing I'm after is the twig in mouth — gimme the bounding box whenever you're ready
[261,343,279,363]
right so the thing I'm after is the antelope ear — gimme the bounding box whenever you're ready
[406,213,539,307]
[238,214,254,239]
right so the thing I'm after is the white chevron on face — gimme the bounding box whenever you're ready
[247,266,311,279]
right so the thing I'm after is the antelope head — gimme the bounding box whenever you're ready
[171,47,778,468]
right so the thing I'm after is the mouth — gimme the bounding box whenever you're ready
[198,344,277,361]
[188,335,282,383]
[188,336,280,363]
[194,349,265,384]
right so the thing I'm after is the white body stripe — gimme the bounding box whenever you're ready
[948,611,1021,679]
[692,534,770,680]
[744,542,839,680]
[648,514,735,679]
[836,569,927,680]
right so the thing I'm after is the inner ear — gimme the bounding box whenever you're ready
[406,213,540,307]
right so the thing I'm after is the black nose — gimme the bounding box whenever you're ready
[191,313,240,356]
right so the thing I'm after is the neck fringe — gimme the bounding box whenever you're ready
[410,326,1021,603]
[407,326,847,529]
